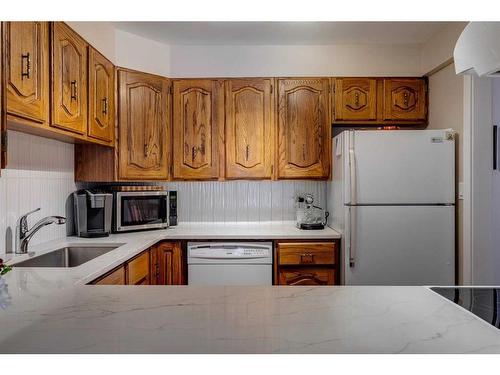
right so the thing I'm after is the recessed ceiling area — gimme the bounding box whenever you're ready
[114,21,455,45]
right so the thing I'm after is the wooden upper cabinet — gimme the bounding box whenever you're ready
[118,69,169,180]
[3,22,49,125]
[277,78,330,179]
[383,78,426,121]
[334,78,376,121]
[225,79,274,179]
[172,79,224,180]
[51,22,87,134]
[88,47,114,144]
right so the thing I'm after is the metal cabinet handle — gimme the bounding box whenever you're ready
[70,80,78,101]
[300,253,314,264]
[245,144,250,161]
[144,144,148,157]
[21,53,31,80]
[102,98,108,115]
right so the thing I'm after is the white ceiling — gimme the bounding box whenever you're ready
[114,22,455,46]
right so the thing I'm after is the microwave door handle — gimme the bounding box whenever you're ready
[162,195,169,223]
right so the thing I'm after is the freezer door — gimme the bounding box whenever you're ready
[345,130,455,204]
[343,205,455,285]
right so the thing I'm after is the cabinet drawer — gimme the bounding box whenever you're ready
[93,266,125,285]
[127,251,150,285]
[278,267,336,285]
[277,242,336,265]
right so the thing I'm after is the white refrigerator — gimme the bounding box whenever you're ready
[327,129,455,285]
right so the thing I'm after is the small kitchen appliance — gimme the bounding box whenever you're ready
[112,187,169,233]
[295,194,329,230]
[73,189,112,238]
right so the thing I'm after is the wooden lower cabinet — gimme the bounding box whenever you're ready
[89,241,184,286]
[92,265,126,285]
[151,241,183,285]
[279,267,335,286]
[274,240,339,285]
[126,250,151,285]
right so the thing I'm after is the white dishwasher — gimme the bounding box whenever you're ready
[187,242,273,285]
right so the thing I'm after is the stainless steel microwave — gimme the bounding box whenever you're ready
[112,191,169,233]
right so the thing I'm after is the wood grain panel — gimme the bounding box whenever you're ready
[88,46,114,144]
[93,266,125,285]
[51,22,87,134]
[334,78,377,121]
[3,22,49,125]
[225,78,274,179]
[118,69,169,180]
[278,267,335,285]
[383,78,426,121]
[155,241,183,285]
[172,79,223,180]
[126,250,150,285]
[277,78,330,179]
[277,242,336,265]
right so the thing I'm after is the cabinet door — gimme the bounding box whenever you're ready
[277,78,330,179]
[126,250,150,285]
[334,78,376,121]
[383,78,426,121]
[118,69,169,180]
[51,22,87,134]
[94,266,125,285]
[225,79,274,179]
[3,22,49,124]
[278,267,335,285]
[88,47,114,144]
[155,242,183,285]
[172,79,223,180]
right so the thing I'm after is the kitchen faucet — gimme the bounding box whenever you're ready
[15,208,66,254]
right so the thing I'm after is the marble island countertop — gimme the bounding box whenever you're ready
[1,222,500,353]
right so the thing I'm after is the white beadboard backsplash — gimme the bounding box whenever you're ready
[160,181,326,222]
[0,131,76,254]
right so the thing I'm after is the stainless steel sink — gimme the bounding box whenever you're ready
[13,245,122,268]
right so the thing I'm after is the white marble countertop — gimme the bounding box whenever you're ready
[1,222,500,353]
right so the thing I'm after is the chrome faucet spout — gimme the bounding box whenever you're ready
[15,211,66,254]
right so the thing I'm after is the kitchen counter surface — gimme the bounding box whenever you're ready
[1,282,500,353]
[1,222,500,353]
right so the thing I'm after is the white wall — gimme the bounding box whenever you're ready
[170,44,422,77]
[420,23,467,75]
[115,29,171,76]
[0,132,76,255]
[67,21,116,62]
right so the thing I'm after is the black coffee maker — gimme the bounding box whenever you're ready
[73,189,113,237]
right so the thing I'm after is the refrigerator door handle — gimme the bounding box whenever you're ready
[349,131,357,205]
[349,205,356,268]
